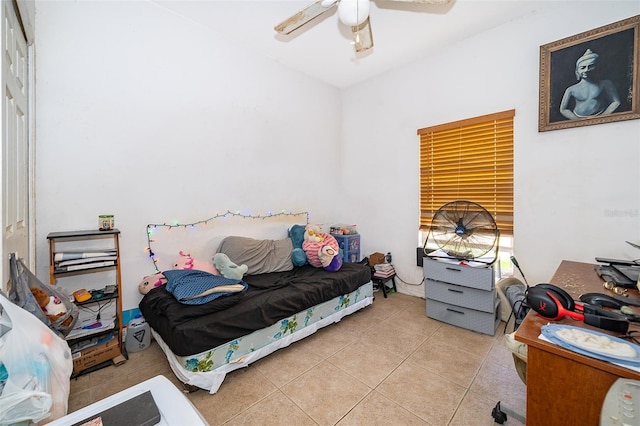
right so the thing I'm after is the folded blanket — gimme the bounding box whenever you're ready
[163,270,247,305]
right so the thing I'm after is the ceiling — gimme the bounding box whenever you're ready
[153,0,558,89]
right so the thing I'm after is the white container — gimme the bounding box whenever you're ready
[126,315,151,353]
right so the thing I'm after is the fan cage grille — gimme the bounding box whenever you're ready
[426,200,500,263]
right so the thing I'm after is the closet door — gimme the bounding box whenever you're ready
[2,0,30,288]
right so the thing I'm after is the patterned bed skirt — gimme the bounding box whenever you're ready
[152,281,374,394]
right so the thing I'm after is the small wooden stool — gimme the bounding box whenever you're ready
[372,274,397,298]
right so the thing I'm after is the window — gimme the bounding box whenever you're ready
[418,110,514,237]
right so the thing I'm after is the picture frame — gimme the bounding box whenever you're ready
[539,15,639,132]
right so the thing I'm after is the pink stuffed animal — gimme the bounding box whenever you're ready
[139,272,167,295]
[302,226,340,270]
[173,250,220,276]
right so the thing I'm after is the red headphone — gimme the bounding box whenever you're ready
[526,283,629,333]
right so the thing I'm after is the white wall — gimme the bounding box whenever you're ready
[35,1,640,310]
[342,2,640,296]
[34,0,341,310]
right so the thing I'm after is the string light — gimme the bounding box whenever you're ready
[145,210,310,271]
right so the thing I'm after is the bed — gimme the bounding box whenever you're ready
[138,212,374,394]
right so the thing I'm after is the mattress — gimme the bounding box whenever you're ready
[152,280,374,394]
[139,262,372,356]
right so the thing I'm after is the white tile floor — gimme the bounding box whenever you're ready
[68,293,526,425]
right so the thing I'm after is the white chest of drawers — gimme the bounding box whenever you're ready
[423,257,500,335]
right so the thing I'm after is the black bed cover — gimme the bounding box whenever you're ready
[139,263,371,356]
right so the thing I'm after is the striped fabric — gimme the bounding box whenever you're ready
[302,234,339,268]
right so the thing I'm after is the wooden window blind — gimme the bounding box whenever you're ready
[418,110,514,235]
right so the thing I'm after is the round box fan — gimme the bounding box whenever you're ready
[426,200,500,264]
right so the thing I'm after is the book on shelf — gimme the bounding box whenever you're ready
[374,263,394,271]
[56,260,115,272]
[69,333,116,354]
[57,255,118,267]
[373,270,395,279]
[66,317,116,341]
[373,263,393,269]
[54,250,117,262]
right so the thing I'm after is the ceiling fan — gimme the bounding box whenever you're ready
[274,0,451,53]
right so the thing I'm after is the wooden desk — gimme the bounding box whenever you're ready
[515,260,640,426]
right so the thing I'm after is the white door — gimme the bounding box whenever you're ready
[1,0,30,290]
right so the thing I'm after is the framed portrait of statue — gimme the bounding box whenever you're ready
[539,15,639,132]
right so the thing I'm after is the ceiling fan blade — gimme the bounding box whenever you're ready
[352,16,373,52]
[387,0,451,4]
[274,0,338,35]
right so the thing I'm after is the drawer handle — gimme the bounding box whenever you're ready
[445,267,461,272]
[447,288,464,294]
[446,308,465,315]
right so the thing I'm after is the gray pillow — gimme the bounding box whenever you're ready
[216,236,294,275]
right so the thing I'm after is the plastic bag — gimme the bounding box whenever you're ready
[7,253,78,336]
[0,293,73,424]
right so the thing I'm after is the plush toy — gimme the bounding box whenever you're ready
[44,296,67,321]
[319,245,343,272]
[30,287,73,326]
[213,253,248,280]
[302,225,341,271]
[303,225,324,243]
[30,287,50,311]
[339,226,356,235]
[173,250,220,276]
[138,271,167,295]
[289,224,308,267]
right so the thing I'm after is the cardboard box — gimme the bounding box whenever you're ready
[369,252,385,267]
[72,335,121,374]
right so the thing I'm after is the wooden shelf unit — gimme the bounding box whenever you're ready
[47,229,124,375]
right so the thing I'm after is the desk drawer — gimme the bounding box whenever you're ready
[425,280,496,313]
[426,298,501,335]
[423,258,494,290]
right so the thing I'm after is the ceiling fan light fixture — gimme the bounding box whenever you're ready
[338,0,370,27]
[320,0,338,8]
[276,0,449,53]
